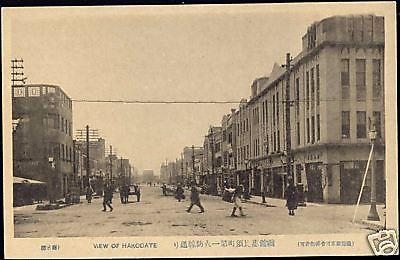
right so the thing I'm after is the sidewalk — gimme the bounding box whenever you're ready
[201,192,386,231]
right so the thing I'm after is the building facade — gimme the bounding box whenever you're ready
[12,84,74,200]
[246,14,385,203]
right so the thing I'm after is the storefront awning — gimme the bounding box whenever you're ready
[13,176,46,184]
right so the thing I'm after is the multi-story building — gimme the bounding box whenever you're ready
[247,14,385,203]
[221,109,237,187]
[182,146,204,185]
[202,126,222,194]
[12,84,74,200]
[235,98,252,195]
[117,158,132,186]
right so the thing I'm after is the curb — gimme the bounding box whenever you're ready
[244,200,277,207]
[356,220,385,232]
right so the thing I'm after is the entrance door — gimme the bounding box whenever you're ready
[273,173,283,198]
[340,167,362,204]
[305,163,324,202]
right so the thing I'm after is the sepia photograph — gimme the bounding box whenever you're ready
[2,2,398,258]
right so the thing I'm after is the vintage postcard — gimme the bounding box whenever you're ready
[2,2,398,258]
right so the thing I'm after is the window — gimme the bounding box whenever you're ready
[341,59,350,99]
[273,132,276,151]
[276,93,279,125]
[295,78,300,116]
[342,111,350,138]
[246,145,249,159]
[61,144,65,160]
[316,65,320,106]
[356,59,366,101]
[373,59,381,99]
[317,114,320,141]
[311,116,315,144]
[306,71,310,109]
[61,117,64,132]
[307,118,310,143]
[272,95,276,126]
[297,122,301,145]
[311,68,315,109]
[373,111,382,138]
[222,130,226,142]
[69,122,72,136]
[277,130,280,152]
[356,111,367,138]
[246,118,249,132]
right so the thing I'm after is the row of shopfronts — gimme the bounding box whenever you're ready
[195,145,385,204]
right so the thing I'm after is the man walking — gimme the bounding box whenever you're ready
[102,182,113,212]
[225,185,245,217]
[186,184,204,213]
[86,185,94,204]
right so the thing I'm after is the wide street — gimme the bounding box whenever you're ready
[14,185,380,238]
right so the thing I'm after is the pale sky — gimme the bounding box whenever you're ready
[4,3,388,175]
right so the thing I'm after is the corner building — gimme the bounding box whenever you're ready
[248,15,385,203]
[12,84,74,200]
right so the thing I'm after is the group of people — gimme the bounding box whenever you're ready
[167,179,299,217]
[85,182,143,212]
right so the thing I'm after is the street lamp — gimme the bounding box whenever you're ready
[367,127,380,221]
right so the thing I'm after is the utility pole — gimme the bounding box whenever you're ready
[110,145,113,182]
[120,156,124,185]
[181,153,184,184]
[210,127,215,194]
[86,125,90,183]
[284,53,294,186]
[192,145,195,184]
[367,118,380,221]
[11,59,27,86]
[75,127,99,187]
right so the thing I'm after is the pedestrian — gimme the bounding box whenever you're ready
[135,184,141,202]
[176,183,184,202]
[119,185,125,204]
[225,185,245,217]
[86,185,94,204]
[285,181,298,216]
[161,183,167,196]
[102,182,113,212]
[124,184,130,203]
[186,184,204,213]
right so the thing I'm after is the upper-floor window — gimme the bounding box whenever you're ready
[317,114,320,141]
[295,77,300,116]
[311,116,315,144]
[341,111,350,139]
[306,72,310,110]
[297,122,301,145]
[341,59,350,99]
[316,65,320,106]
[373,111,382,138]
[356,59,366,101]
[356,111,367,138]
[310,68,315,109]
[306,118,310,143]
[372,59,381,99]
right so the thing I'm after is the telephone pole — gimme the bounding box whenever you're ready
[192,145,195,184]
[210,127,216,194]
[181,153,184,184]
[110,145,113,181]
[75,126,99,187]
[11,59,27,86]
[284,53,294,185]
